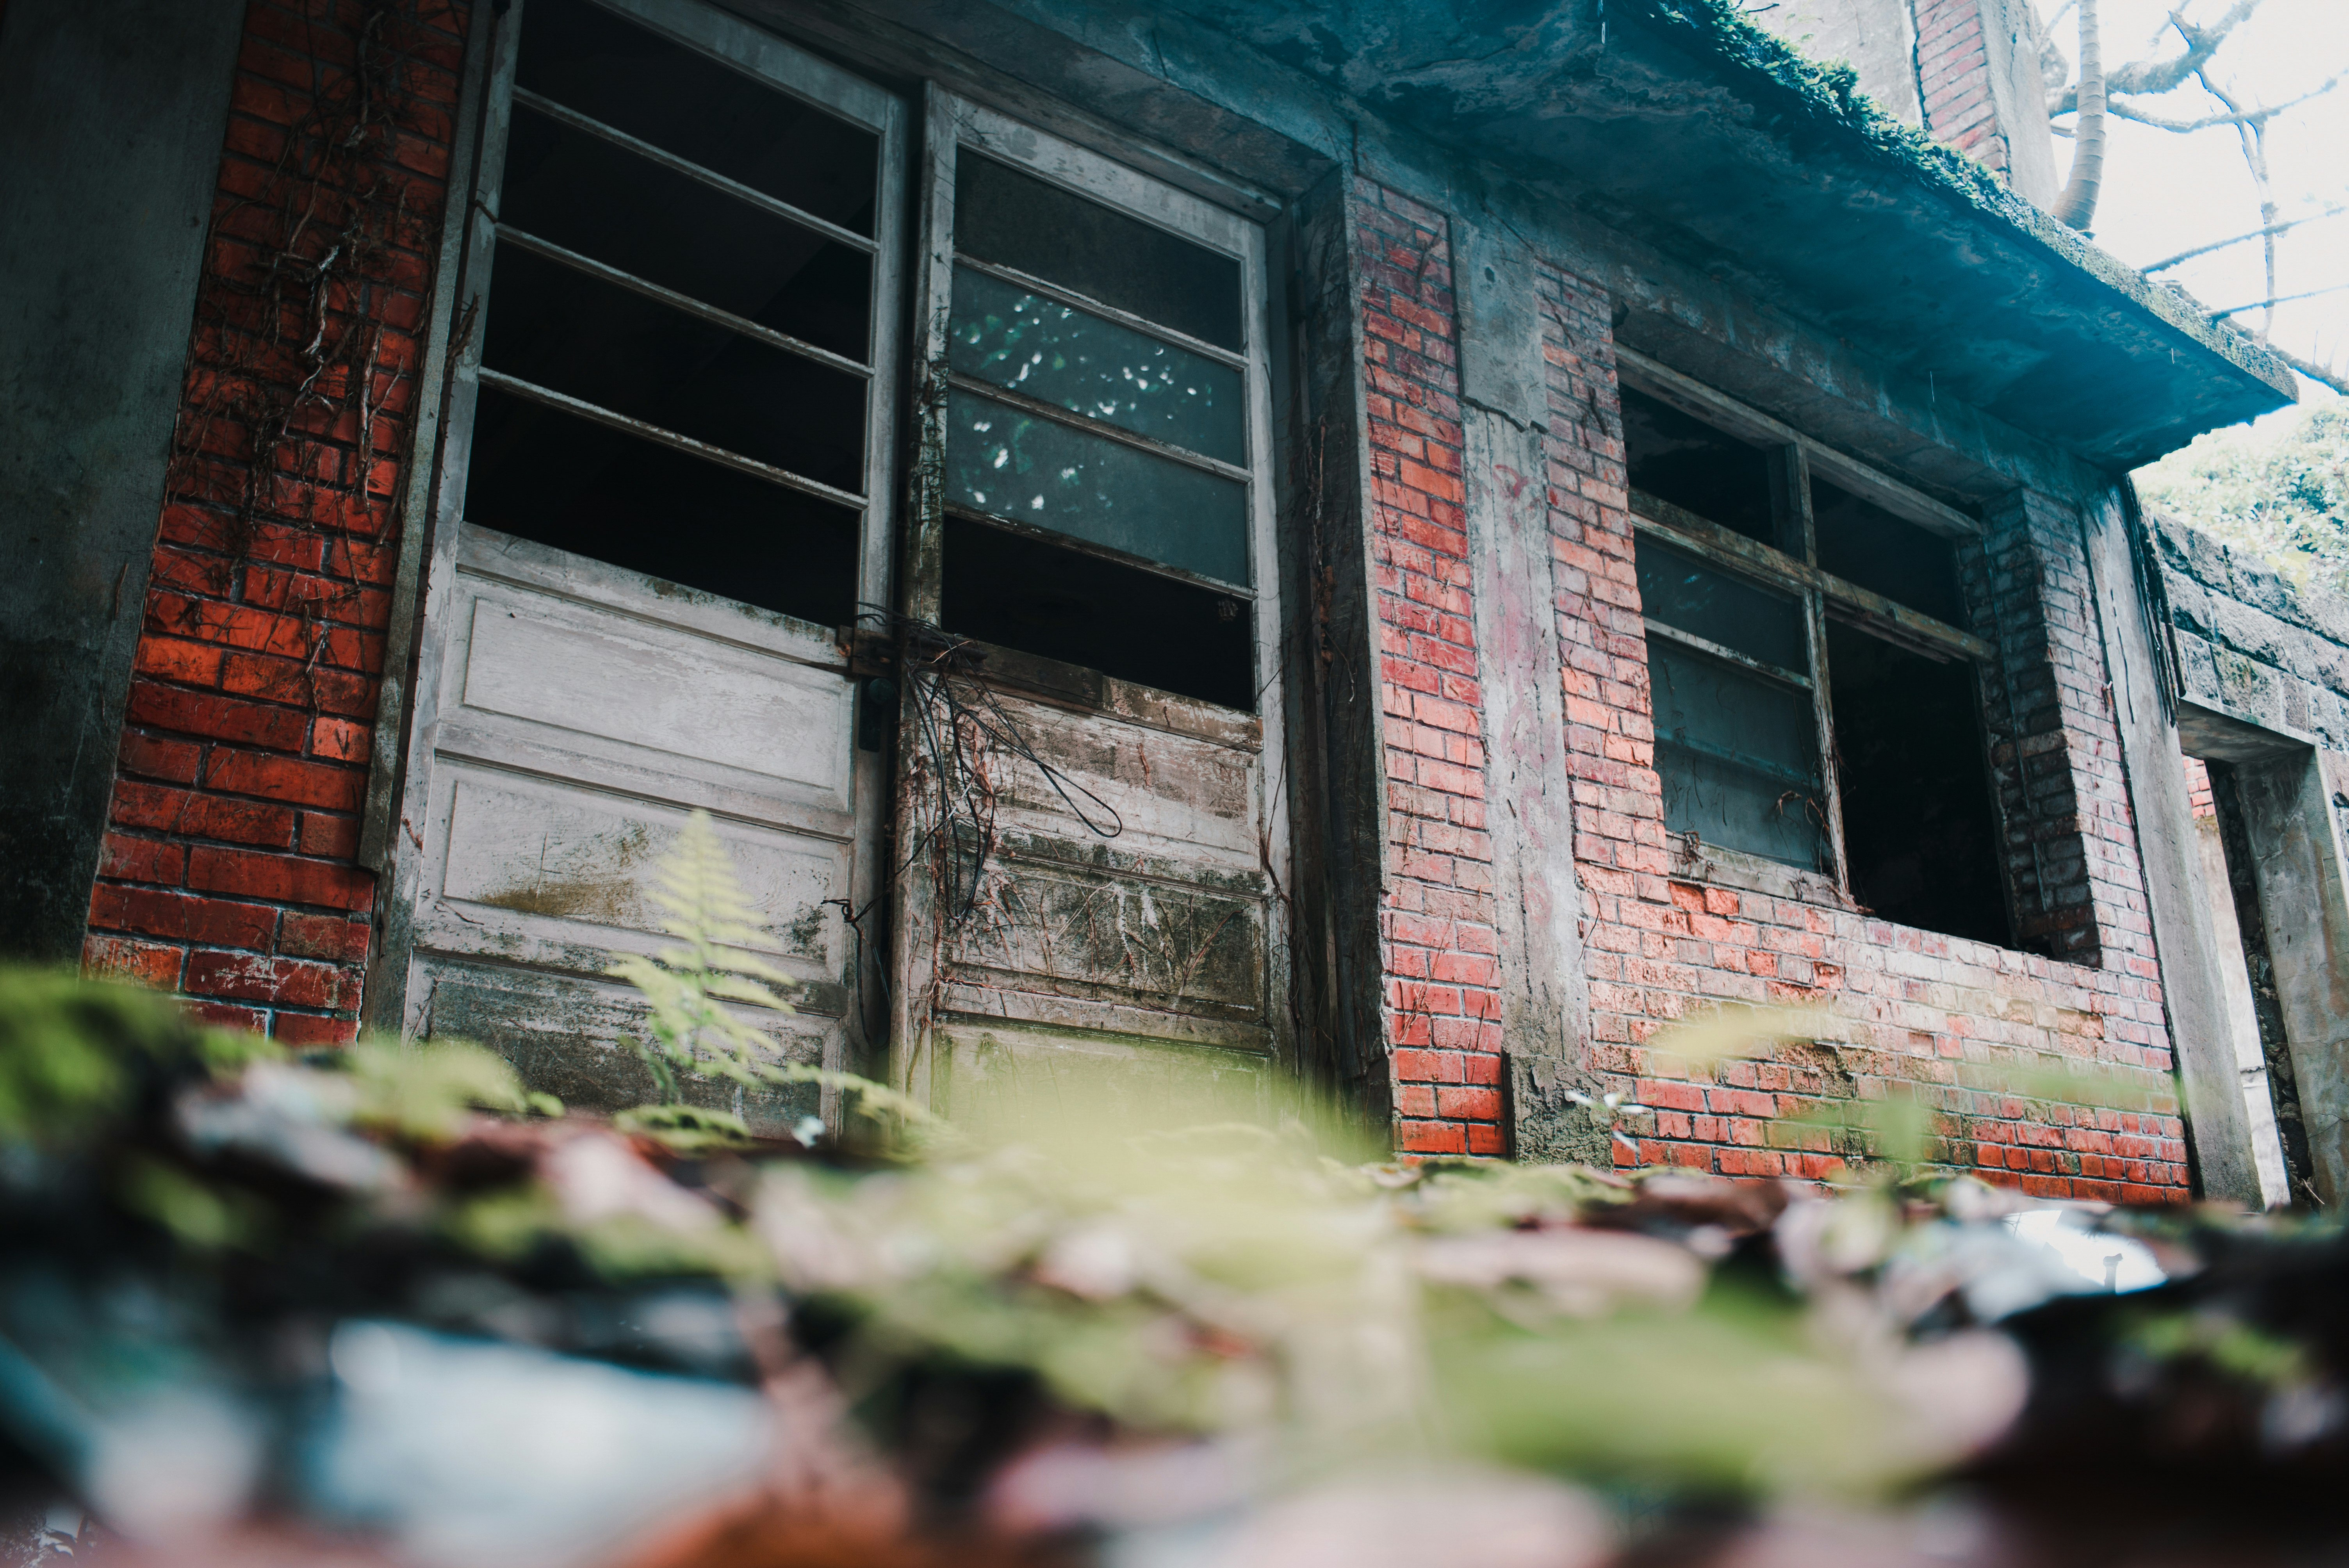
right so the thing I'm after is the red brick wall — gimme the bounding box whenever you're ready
[1529,274,2186,1200]
[81,0,471,1043]
[1914,0,2010,175]
[1354,180,1509,1158]
[2183,755,2216,819]
[1344,178,2188,1197]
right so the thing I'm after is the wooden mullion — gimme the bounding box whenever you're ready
[1630,502,1993,662]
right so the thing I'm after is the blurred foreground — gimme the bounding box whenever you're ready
[4,969,2347,1567]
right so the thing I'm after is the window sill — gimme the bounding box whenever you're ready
[1664,838,1852,912]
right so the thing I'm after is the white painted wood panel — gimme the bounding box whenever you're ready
[456,588,853,803]
[427,767,847,968]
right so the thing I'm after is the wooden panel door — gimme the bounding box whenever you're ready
[892,96,1293,1134]
[378,0,902,1130]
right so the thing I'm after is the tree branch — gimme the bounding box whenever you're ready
[2047,0,2264,116]
[2094,73,2344,133]
[2143,205,2349,272]
[2260,343,2349,398]
[2211,282,2349,319]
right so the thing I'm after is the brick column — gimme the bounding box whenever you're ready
[1965,488,2163,977]
[1913,0,2010,176]
[1350,179,1510,1156]
[81,0,471,1043]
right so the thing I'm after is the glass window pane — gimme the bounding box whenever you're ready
[484,244,864,493]
[464,385,861,629]
[502,103,872,362]
[1622,387,1776,545]
[1648,638,1823,868]
[1812,478,1967,625]
[1636,536,1806,670]
[517,0,878,234]
[950,268,1244,466]
[946,390,1250,585]
[955,154,1244,352]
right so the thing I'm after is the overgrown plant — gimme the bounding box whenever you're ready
[609,809,941,1149]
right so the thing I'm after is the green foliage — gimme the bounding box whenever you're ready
[0,968,277,1146]
[608,809,943,1143]
[613,1102,756,1152]
[339,1037,561,1140]
[2140,404,2349,592]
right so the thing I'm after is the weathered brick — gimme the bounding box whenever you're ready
[187,846,375,912]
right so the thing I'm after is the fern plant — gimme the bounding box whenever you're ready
[609,810,941,1147]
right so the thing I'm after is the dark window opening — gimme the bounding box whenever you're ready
[1621,386,1776,545]
[483,244,865,491]
[1826,622,2008,944]
[941,516,1255,710]
[463,387,860,628]
[954,155,1243,352]
[500,105,874,362]
[462,0,878,631]
[1812,478,1965,626]
[516,0,879,235]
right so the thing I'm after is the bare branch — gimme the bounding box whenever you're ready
[2142,205,2349,272]
[2260,343,2349,397]
[2097,73,2345,133]
[2047,0,2264,116]
[2211,282,2349,319]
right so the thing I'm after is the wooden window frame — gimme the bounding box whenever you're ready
[902,91,1285,698]
[1617,349,1993,907]
[363,0,910,1032]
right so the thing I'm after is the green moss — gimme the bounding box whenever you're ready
[1630,0,2026,217]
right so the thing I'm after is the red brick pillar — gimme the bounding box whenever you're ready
[81,0,472,1043]
[1350,179,1510,1157]
[1913,0,2012,177]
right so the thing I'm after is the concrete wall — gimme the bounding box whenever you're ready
[2162,519,2349,1206]
[1753,0,1923,126]
[1759,0,2059,208]
[0,0,246,961]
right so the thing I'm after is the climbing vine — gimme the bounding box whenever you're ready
[163,0,467,714]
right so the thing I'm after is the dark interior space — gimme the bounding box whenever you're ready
[483,243,866,492]
[1620,387,1777,545]
[463,386,861,629]
[954,154,1243,351]
[1826,622,2010,944]
[1812,478,1966,625]
[517,0,879,235]
[941,514,1256,709]
[499,106,875,363]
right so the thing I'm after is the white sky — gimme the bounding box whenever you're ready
[2032,0,2349,427]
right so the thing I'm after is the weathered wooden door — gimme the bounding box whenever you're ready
[380,0,903,1127]
[891,96,1293,1133]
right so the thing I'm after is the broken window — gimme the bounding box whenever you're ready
[460,0,887,630]
[935,151,1263,708]
[1625,365,2009,946]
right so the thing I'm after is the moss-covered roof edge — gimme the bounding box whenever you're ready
[1624,0,2300,415]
